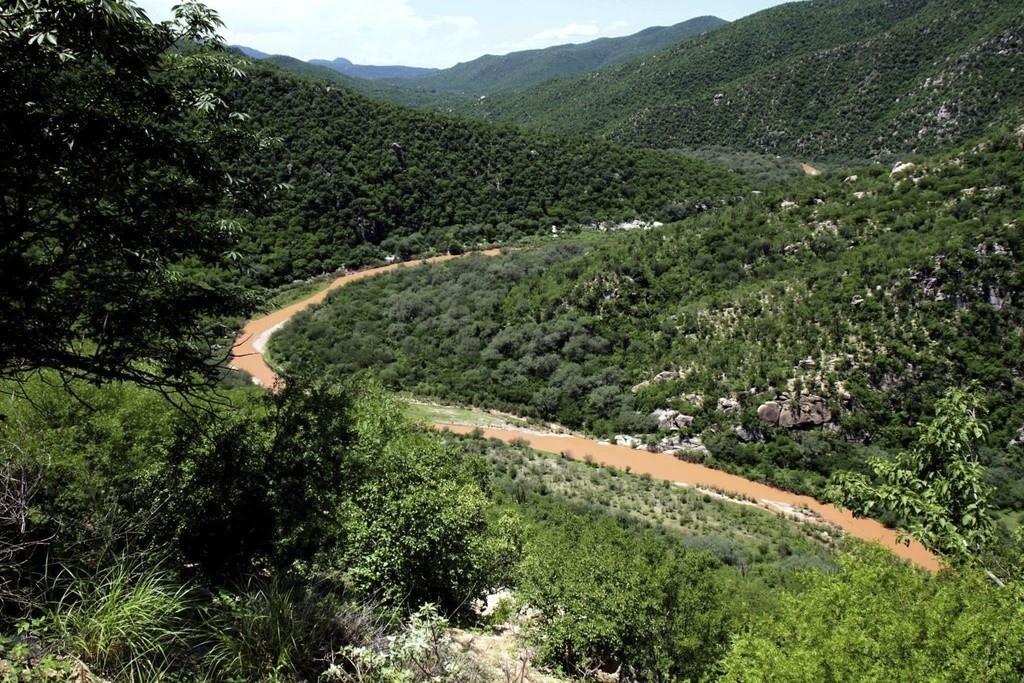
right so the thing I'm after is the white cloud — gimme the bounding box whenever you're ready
[136,0,479,66]
[505,19,635,52]
[530,22,601,44]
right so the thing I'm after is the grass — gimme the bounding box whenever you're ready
[404,399,531,429]
[446,433,837,572]
[46,559,192,682]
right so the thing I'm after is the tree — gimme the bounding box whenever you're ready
[517,511,729,681]
[827,388,994,561]
[719,544,1024,683]
[0,0,253,392]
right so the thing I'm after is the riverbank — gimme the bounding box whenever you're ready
[230,251,941,571]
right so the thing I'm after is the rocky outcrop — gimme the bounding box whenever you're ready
[717,397,741,413]
[649,436,709,457]
[650,409,694,432]
[631,370,681,392]
[614,434,643,449]
[757,394,832,429]
[734,425,763,443]
[1011,426,1024,448]
[890,161,916,176]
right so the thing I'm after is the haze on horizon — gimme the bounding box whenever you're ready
[135,0,789,68]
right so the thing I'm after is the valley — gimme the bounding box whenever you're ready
[3,0,1023,680]
[233,248,938,569]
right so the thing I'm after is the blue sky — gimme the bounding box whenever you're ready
[137,0,789,68]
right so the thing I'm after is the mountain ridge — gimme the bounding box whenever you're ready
[308,57,440,81]
[466,0,1024,158]
[390,15,727,94]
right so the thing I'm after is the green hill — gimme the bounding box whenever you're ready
[391,16,726,95]
[217,59,745,286]
[469,0,1024,158]
[270,127,1024,510]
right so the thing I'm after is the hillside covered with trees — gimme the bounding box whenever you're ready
[384,16,727,96]
[469,0,1024,158]
[272,128,1024,514]
[3,0,1024,681]
[213,60,744,287]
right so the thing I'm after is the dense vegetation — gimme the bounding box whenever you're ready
[3,0,1024,681]
[0,0,252,391]
[469,0,1024,158]
[272,129,1024,510]
[212,58,744,287]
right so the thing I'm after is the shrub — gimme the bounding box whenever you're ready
[46,559,192,681]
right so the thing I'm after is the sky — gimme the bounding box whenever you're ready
[136,0,789,68]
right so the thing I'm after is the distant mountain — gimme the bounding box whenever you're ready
[308,57,439,81]
[232,47,437,82]
[397,16,727,94]
[469,0,1024,158]
[232,45,270,60]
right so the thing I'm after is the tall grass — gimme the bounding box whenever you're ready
[46,559,193,681]
[207,579,387,682]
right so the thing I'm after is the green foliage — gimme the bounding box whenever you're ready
[207,579,374,682]
[334,390,508,610]
[454,433,835,573]
[0,630,76,682]
[0,0,254,390]
[1,375,505,611]
[828,388,995,561]
[517,509,730,681]
[271,131,1024,517]
[210,59,744,287]
[46,559,192,682]
[469,0,1024,159]
[719,544,1024,682]
[325,605,473,683]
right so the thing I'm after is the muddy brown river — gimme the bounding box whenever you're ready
[230,251,940,571]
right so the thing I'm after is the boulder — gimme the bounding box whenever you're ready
[734,425,762,443]
[757,401,782,424]
[652,436,709,457]
[890,161,916,176]
[615,435,643,449]
[717,397,741,413]
[1010,427,1024,448]
[631,370,680,393]
[758,395,832,429]
[650,409,694,432]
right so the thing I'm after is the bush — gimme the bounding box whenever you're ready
[207,579,384,682]
[518,511,730,681]
[46,559,192,682]
[719,543,1024,682]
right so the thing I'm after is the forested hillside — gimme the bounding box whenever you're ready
[272,128,1024,509]
[216,60,744,286]
[470,0,1024,158]
[388,16,726,95]
[5,0,1024,680]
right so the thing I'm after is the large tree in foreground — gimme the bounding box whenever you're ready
[0,0,253,391]
[827,387,994,562]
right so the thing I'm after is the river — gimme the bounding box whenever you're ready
[230,251,940,571]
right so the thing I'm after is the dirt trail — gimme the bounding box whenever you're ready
[230,251,941,572]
